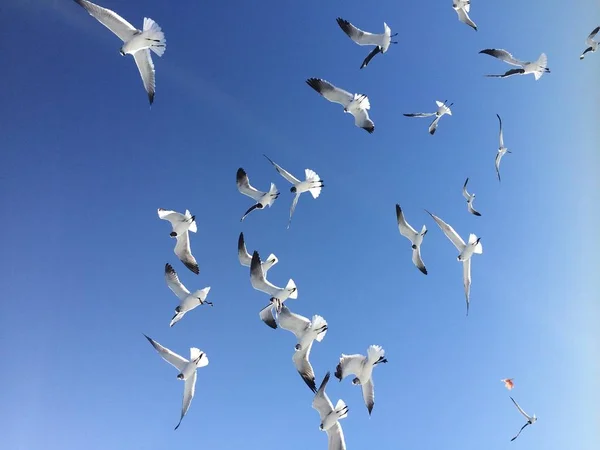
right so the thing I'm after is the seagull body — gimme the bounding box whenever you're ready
[312,372,349,450]
[263,155,324,228]
[236,168,279,221]
[580,26,600,59]
[404,100,453,135]
[306,78,375,133]
[495,114,512,182]
[335,18,398,69]
[452,0,477,31]
[510,396,537,441]
[335,345,387,415]
[237,232,278,274]
[426,211,482,315]
[502,378,515,390]
[395,205,428,275]
[479,49,550,80]
[144,335,208,430]
[462,178,481,216]
[164,263,212,327]
[278,305,328,392]
[158,208,199,274]
[72,0,166,104]
[250,250,298,329]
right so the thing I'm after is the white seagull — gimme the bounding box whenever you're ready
[510,396,537,441]
[72,0,166,105]
[403,100,453,135]
[250,250,298,329]
[237,232,278,274]
[263,155,324,228]
[426,211,482,315]
[236,168,279,221]
[312,372,349,450]
[334,345,388,415]
[395,204,428,275]
[278,305,328,393]
[335,18,398,69]
[164,263,212,327]
[462,178,481,216]
[144,335,208,430]
[452,0,477,31]
[479,48,550,80]
[495,114,512,182]
[158,208,199,274]
[580,26,600,60]
[306,78,375,133]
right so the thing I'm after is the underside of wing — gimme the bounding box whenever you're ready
[174,231,199,275]
[327,423,347,450]
[144,334,188,372]
[175,370,197,430]
[335,354,365,381]
[306,78,354,107]
[395,204,418,241]
[165,263,190,299]
[351,107,375,133]
[133,49,155,105]
[293,341,317,392]
[263,155,301,185]
[278,305,310,339]
[236,168,264,201]
[403,112,434,118]
[238,232,251,267]
[427,212,466,252]
[336,17,380,46]
[479,49,524,66]
[412,246,427,275]
[73,0,137,42]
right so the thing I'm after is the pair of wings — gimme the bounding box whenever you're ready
[312,373,347,450]
[395,205,427,275]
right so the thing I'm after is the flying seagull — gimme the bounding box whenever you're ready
[479,49,550,80]
[263,155,324,229]
[158,208,199,274]
[580,26,600,60]
[501,378,515,390]
[72,0,166,105]
[278,305,328,393]
[452,0,477,31]
[403,100,453,135]
[306,78,375,133]
[510,397,537,441]
[462,178,481,216]
[143,334,208,430]
[164,263,212,327]
[236,168,279,221]
[335,18,398,69]
[495,114,512,182]
[237,232,278,274]
[335,345,388,415]
[395,204,428,275]
[250,250,298,329]
[426,211,482,315]
[312,372,349,450]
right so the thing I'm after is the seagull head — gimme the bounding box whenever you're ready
[174,306,181,313]
[352,377,361,385]
[119,48,126,56]
[319,423,325,431]
[177,373,185,380]
[295,343,302,351]
[290,186,297,193]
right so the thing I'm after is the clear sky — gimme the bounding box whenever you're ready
[1,1,599,449]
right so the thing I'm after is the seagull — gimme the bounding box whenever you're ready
[495,114,512,182]
[72,0,166,105]
[426,211,482,315]
[237,232,278,274]
[334,345,388,415]
[580,26,600,60]
[263,155,324,228]
[395,204,428,275]
[250,250,298,329]
[312,372,349,450]
[462,178,481,216]
[143,334,208,430]
[278,305,328,393]
[335,18,398,69]
[510,397,537,441]
[306,78,375,133]
[501,378,515,390]
[479,49,550,80]
[236,168,279,221]
[164,263,212,327]
[403,100,453,135]
[158,208,199,274]
[452,0,477,31]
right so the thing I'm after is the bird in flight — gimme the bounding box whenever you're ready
[236,168,279,221]
[580,26,600,60]
[509,396,537,441]
[395,204,428,275]
[312,372,349,450]
[462,178,482,216]
[164,263,212,327]
[335,18,398,69]
[452,0,477,31]
[495,114,512,182]
[404,100,453,135]
[479,48,550,80]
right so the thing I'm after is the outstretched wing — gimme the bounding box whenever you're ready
[293,340,317,392]
[263,155,301,185]
[361,378,375,415]
[350,107,375,133]
[144,334,188,372]
[335,354,365,381]
[426,211,466,252]
[287,193,301,229]
[456,7,477,31]
[174,231,199,275]
[510,397,532,420]
[485,68,525,78]
[174,370,197,430]
[165,263,190,300]
[336,18,383,47]
[278,305,310,340]
[403,112,435,118]
[479,49,525,66]
[73,0,137,42]
[360,46,381,69]
[587,26,600,45]
[236,168,264,201]
[306,78,354,108]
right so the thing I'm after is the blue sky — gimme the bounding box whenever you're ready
[1,0,599,449]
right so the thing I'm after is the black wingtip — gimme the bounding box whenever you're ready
[236,167,246,181]
[334,363,343,381]
[419,266,428,275]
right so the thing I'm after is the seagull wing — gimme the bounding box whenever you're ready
[287,193,301,229]
[467,201,481,216]
[412,246,428,275]
[462,178,470,200]
[250,251,280,296]
[395,204,418,242]
[497,114,505,147]
[73,0,137,42]
[510,397,532,420]
[278,305,310,340]
[236,168,264,201]
[133,49,155,105]
[361,378,375,415]
[403,112,435,118]
[485,68,525,78]
[326,423,347,450]
[335,354,365,381]
[587,26,600,45]
[293,340,317,393]
[263,155,301,185]
[158,208,184,227]
[312,372,335,420]
[479,49,525,67]
[174,370,196,430]
[350,107,375,133]
[174,231,199,275]
[306,78,354,108]
[360,46,382,69]
[511,422,530,441]
[258,304,278,329]
[463,258,471,316]
[165,263,190,300]
[237,232,251,267]
[336,18,383,46]
[456,7,477,31]
[144,334,188,372]
[426,211,466,252]
[495,152,503,182]
[428,116,441,135]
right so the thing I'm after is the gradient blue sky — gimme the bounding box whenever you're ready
[1,1,599,449]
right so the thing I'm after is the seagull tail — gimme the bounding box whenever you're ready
[311,315,328,342]
[191,287,211,303]
[367,345,385,364]
[143,17,167,57]
[286,279,298,299]
[334,399,349,420]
